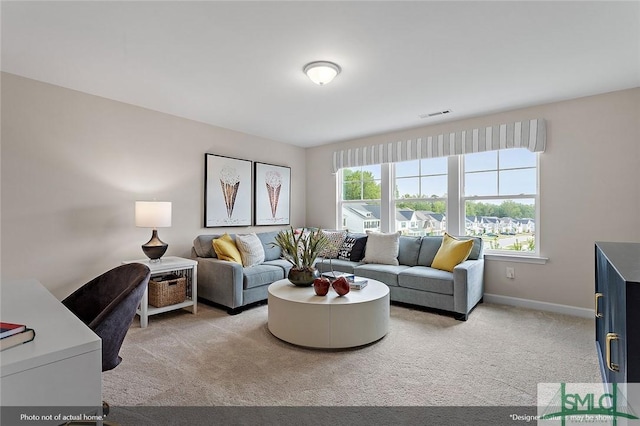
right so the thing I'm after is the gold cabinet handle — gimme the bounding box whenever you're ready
[606,332,619,372]
[595,293,603,318]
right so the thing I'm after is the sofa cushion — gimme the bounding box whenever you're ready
[354,264,411,286]
[263,259,292,274]
[235,233,266,267]
[256,231,282,261]
[467,237,484,260]
[431,233,474,272]
[398,267,454,295]
[319,230,346,259]
[417,236,442,267]
[315,258,361,275]
[362,231,401,265]
[398,236,422,266]
[193,234,220,258]
[242,264,285,289]
[212,234,242,264]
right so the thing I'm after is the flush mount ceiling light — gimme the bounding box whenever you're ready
[303,61,341,85]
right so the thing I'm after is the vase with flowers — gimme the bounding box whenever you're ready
[272,227,329,286]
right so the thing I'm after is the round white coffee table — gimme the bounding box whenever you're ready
[267,278,390,349]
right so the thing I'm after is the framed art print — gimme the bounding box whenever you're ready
[205,154,252,227]
[254,162,290,226]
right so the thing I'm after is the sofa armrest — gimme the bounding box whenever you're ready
[194,257,244,309]
[452,259,485,315]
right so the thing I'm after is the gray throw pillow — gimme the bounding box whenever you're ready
[235,233,265,267]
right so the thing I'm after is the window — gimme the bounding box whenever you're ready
[394,157,448,236]
[339,165,382,233]
[337,148,539,256]
[463,148,538,253]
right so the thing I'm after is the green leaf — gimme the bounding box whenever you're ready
[270,226,329,269]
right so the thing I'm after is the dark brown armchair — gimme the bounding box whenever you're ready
[62,263,150,371]
[61,263,150,425]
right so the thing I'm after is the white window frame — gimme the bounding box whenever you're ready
[336,151,546,262]
[391,158,448,236]
[459,151,541,258]
[338,164,384,233]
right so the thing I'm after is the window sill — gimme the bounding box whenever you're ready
[484,253,549,264]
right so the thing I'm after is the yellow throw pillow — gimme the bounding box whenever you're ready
[212,234,242,264]
[431,233,474,272]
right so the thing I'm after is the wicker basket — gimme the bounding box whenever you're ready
[148,274,187,308]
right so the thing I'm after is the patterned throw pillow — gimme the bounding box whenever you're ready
[319,230,346,259]
[337,234,367,261]
[235,233,266,267]
[337,235,357,260]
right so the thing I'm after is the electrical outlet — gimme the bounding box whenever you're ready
[506,267,515,279]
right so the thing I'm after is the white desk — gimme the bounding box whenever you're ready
[0,279,102,408]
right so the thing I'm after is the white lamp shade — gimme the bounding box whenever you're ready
[135,201,172,228]
[304,61,341,85]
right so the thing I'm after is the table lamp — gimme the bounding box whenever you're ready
[135,201,172,262]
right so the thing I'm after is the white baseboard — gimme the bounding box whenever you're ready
[483,293,594,319]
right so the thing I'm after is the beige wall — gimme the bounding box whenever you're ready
[306,88,640,310]
[1,73,306,298]
[3,72,638,310]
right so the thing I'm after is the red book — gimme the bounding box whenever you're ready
[0,322,27,339]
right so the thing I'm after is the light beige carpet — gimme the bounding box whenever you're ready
[103,301,600,408]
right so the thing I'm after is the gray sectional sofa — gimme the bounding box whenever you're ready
[191,231,485,320]
[316,234,485,321]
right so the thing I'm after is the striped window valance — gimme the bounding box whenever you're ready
[332,118,546,173]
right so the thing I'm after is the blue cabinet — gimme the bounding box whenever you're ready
[595,242,640,385]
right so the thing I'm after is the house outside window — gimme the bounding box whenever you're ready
[462,148,538,253]
[339,165,382,233]
[393,157,447,236]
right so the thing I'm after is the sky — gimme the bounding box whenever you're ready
[361,148,537,203]
[363,148,537,201]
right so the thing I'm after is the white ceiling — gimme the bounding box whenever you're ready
[2,1,639,147]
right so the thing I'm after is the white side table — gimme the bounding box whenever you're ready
[122,256,198,328]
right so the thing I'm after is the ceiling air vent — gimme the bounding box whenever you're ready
[419,110,451,119]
